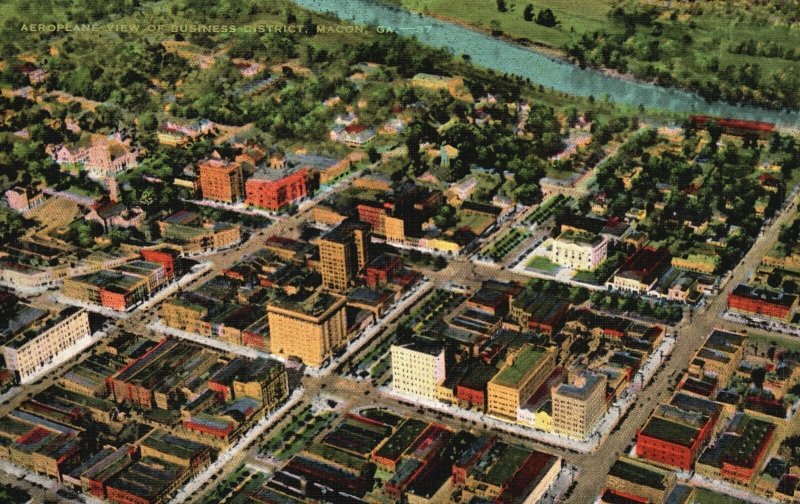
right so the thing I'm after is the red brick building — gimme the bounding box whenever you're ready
[365,253,403,288]
[455,363,497,410]
[140,247,181,279]
[100,288,137,313]
[452,436,496,484]
[198,152,243,203]
[728,284,798,320]
[636,408,717,470]
[245,167,307,210]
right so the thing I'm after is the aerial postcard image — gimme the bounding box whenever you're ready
[0,0,799,503]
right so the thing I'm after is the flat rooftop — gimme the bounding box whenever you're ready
[492,345,549,388]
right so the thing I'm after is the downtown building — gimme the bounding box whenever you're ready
[551,369,607,440]
[390,339,447,400]
[62,260,168,312]
[549,230,608,270]
[245,165,308,211]
[266,290,348,367]
[1,305,91,383]
[198,151,244,203]
[487,345,556,422]
[318,221,371,292]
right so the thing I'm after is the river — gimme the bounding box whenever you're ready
[293,0,800,128]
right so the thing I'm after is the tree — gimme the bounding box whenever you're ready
[367,146,380,163]
[767,270,783,289]
[496,0,507,13]
[706,120,723,152]
[434,204,457,229]
[523,4,535,22]
[751,367,767,389]
[536,8,557,27]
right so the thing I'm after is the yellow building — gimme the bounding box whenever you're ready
[318,222,370,292]
[672,253,720,274]
[549,231,608,270]
[605,457,676,504]
[1,306,91,383]
[487,345,556,421]
[138,429,211,475]
[312,205,348,226]
[384,215,406,243]
[160,298,211,336]
[422,237,462,255]
[551,370,607,439]
[534,402,554,432]
[267,291,348,367]
[158,211,241,255]
[390,340,446,400]
[688,329,745,387]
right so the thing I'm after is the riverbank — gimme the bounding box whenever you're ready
[368,0,800,115]
[294,0,800,127]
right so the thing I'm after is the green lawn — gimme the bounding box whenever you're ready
[199,465,261,504]
[745,331,800,353]
[526,255,559,273]
[273,411,336,461]
[693,488,748,504]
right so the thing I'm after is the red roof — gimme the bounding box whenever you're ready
[345,124,367,134]
[690,115,775,133]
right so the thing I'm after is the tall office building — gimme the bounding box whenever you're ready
[551,370,607,439]
[487,345,556,421]
[198,151,244,203]
[391,339,446,400]
[318,221,371,291]
[266,291,347,367]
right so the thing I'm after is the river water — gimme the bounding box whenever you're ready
[293,0,800,128]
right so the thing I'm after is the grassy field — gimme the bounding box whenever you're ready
[526,254,559,273]
[399,0,617,49]
[456,211,495,235]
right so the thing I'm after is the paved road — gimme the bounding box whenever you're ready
[564,189,800,503]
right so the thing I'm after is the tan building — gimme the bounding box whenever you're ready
[267,291,348,367]
[138,429,211,475]
[160,298,211,336]
[318,221,370,292]
[487,345,556,421]
[605,457,676,504]
[551,370,607,439]
[1,306,91,383]
[158,211,240,255]
[231,358,289,410]
[688,329,745,387]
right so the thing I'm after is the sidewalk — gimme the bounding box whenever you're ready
[169,388,305,504]
[306,279,433,378]
[149,320,271,360]
[379,333,676,454]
